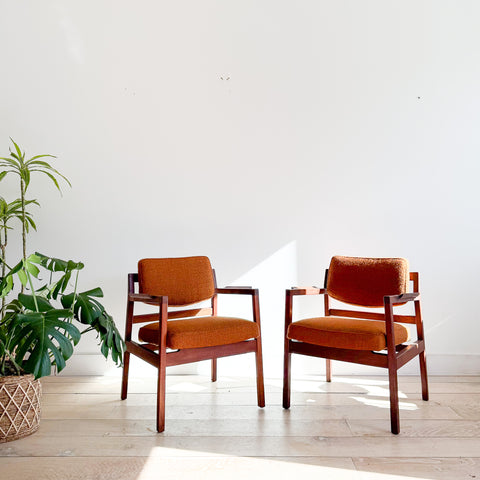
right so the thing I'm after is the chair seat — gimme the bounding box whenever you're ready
[138,316,260,349]
[287,317,409,351]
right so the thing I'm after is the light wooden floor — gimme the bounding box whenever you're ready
[1,374,479,479]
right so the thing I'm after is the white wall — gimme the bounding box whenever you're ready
[1,1,479,378]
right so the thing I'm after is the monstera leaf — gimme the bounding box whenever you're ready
[62,288,124,366]
[12,294,81,378]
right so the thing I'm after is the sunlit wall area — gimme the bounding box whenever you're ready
[1,1,479,377]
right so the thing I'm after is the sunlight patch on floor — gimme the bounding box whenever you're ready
[350,396,418,411]
[137,450,430,480]
[167,382,208,393]
[359,385,407,399]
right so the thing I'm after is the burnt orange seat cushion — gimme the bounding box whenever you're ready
[138,316,260,349]
[287,317,409,351]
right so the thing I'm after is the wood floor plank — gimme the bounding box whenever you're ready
[354,457,480,480]
[2,435,480,458]
[35,418,352,437]
[0,456,360,480]
[348,419,480,437]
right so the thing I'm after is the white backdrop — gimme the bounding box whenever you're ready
[1,1,479,378]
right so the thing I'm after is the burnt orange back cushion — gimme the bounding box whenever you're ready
[327,256,409,307]
[138,256,215,306]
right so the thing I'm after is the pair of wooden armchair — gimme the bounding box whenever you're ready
[121,255,428,434]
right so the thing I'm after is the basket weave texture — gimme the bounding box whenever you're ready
[0,374,42,443]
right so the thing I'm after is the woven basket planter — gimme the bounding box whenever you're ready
[0,374,42,443]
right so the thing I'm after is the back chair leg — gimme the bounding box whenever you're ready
[326,359,332,382]
[121,350,130,400]
[419,352,429,401]
[255,339,265,407]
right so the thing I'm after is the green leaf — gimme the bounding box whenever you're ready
[12,312,81,378]
[17,268,28,286]
[38,170,61,192]
[0,274,13,297]
[24,258,40,278]
[44,309,74,320]
[25,215,37,231]
[63,290,103,325]
[26,155,56,164]
[18,293,53,312]
[32,253,83,273]
[0,171,6,182]
[80,287,103,298]
[52,271,71,299]
[10,138,23,159]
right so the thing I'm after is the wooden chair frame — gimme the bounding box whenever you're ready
[283,271,428,434]
[121,271,265,433]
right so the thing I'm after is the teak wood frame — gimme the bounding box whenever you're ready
[121,272,265,433]
[283,271,428,434]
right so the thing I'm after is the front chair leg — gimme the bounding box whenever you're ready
[283,346,291,409]
[121,350,130,400]
[255,339,265,407]
[388,364,400,435]
[157,351,167,433]
[419,351,429,401]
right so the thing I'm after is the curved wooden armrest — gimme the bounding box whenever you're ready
[287,286,326,296]
[384,292,420,305]
[215,287,258,295]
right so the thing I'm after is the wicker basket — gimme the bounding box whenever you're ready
[0,374,42,443]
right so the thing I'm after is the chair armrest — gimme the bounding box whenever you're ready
[287,286,326,296]
[384,292,419,305]
[215,287,258,295]
[128,293,166,303]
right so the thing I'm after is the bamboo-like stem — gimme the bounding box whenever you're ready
[20,177,27,294]
[1,220,6,315]
[20,178,26,262]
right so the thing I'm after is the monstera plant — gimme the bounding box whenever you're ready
[0,139,124,442]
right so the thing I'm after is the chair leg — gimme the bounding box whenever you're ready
[255,339,265,408]
[120,350,130,400]
[388,364,400,434]
[419,351,429,401]
[156,354,167,433]
[326,359,332,382]
[211,358,217,382]
[283,344,291,409]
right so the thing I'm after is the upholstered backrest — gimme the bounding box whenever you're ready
[326,256,409,307]
[138,256,215,306]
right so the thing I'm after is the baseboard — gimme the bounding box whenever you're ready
[56,353,480,377]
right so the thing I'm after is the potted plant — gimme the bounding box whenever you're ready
[0,139,124,442]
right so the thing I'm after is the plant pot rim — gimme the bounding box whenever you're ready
[0,373,37,384]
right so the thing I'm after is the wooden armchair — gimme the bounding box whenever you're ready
[283,256,428,434]
[121,256,265,432]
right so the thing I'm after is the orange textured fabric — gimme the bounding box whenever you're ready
[327,256,409,307]
[138,316,260,349]
[287,317,409,351]
[138,256,215,306]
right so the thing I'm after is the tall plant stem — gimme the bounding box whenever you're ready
[1,223,6,315]
[20,177,26,262]
[20,177,26,293]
